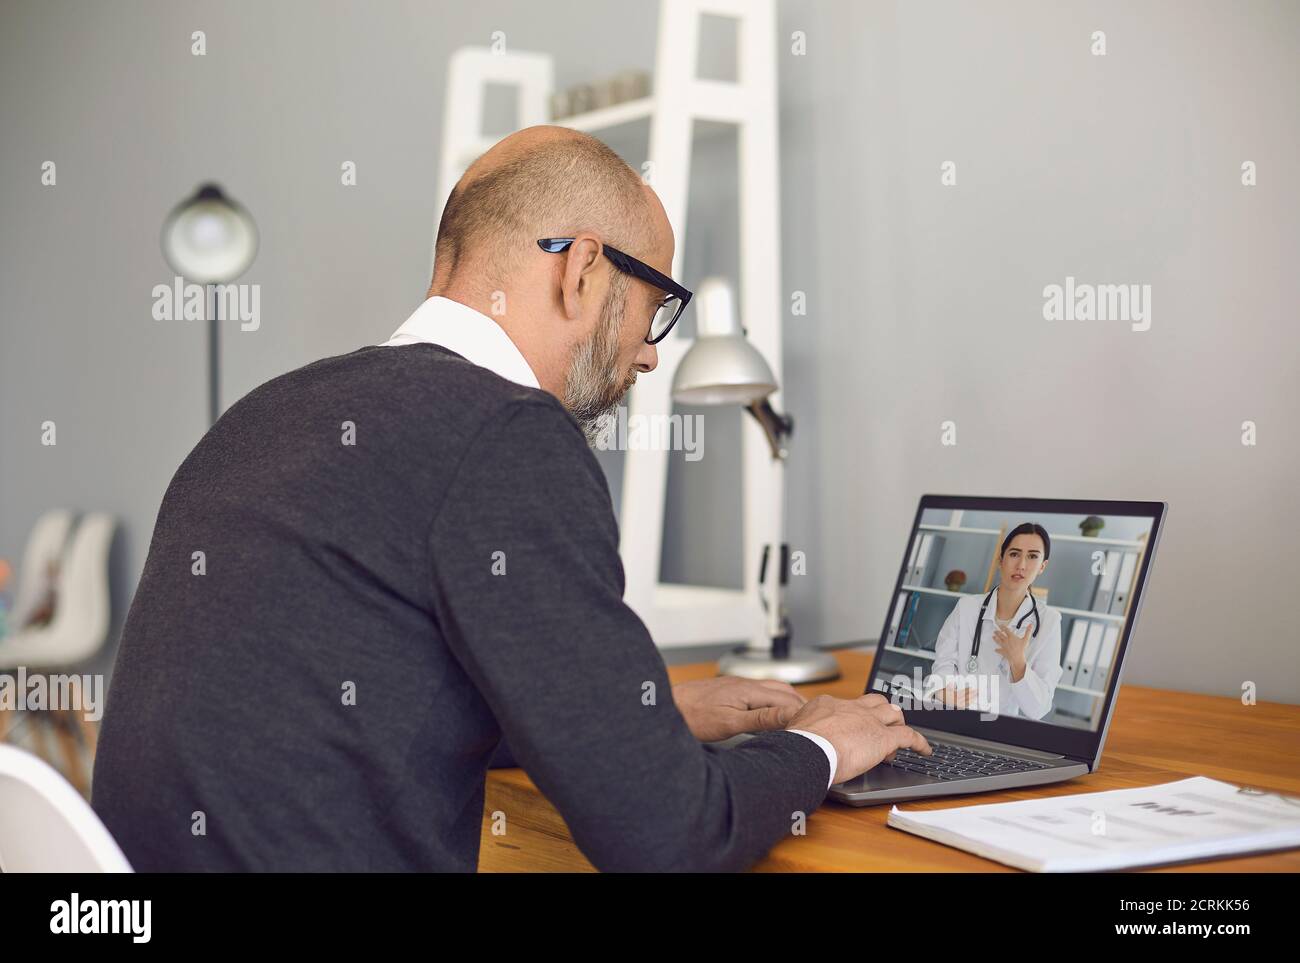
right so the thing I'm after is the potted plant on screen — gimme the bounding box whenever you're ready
[1080,516,1106,537]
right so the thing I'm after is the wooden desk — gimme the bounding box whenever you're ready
[479,651,1300,872]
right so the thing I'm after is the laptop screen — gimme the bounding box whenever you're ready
[868,498,1162,739]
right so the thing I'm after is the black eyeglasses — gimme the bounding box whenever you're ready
[537,237,692,344]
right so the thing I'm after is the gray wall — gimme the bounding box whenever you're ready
[2,0,1296,701]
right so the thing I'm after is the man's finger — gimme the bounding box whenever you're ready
[893,724,932,756]
[746,703,801,731]
[754,679,806,702]
[737,681,804,711]
[871,703,907,726]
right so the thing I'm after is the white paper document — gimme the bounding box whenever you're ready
[886,776,1300,872]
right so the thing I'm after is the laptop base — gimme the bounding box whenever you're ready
[828,727,1090,805]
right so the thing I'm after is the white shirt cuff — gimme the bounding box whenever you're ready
[787,729,838,789]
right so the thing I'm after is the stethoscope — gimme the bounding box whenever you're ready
[968,587,1039,671]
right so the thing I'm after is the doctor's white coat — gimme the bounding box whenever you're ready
[926,587,1064,720]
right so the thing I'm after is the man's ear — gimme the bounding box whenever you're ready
[561,235,603,321]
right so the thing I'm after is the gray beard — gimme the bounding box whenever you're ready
[562,289,637,443]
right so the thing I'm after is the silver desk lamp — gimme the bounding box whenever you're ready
[672,278,839,683]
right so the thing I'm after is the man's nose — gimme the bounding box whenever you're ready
[635,341,658,373]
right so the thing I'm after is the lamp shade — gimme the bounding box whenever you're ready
[161,183,258,283]
[671,277,776,406]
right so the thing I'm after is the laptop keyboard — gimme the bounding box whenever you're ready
[887,742,1052,781]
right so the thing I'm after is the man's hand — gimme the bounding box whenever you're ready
[783,693,932,784]
[672,677,807,742]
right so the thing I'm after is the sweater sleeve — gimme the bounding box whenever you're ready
[427,396,829,871]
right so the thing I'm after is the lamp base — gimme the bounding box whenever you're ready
[717,646,841,684]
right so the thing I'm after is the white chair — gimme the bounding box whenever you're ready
[7,509,76,630]
[0,744,132,871]
[0,513,117,796]
[0,512,116,669]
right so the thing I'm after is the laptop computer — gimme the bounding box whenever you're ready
[828,495,1166,805]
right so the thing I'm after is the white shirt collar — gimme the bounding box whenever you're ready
[379,296,540,390]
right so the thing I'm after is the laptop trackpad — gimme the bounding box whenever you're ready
[834,764,938,793]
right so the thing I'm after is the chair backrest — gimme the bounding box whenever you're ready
[9,509,76,628]
[39,512,117,666]
[0,744,132,872]
[0,513,117,671]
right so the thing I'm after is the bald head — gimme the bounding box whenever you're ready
[432,126,659,293]
[426,127,673,420]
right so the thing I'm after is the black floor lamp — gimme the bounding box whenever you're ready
[161,184,258,426]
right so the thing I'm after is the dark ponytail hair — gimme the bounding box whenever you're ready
[1001,522,1051,561]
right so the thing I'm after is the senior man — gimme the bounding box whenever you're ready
[93,126,929,872]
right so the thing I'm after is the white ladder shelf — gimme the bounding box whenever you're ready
[436,0,785,651]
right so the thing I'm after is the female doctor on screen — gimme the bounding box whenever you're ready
[927,523,1064,720]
